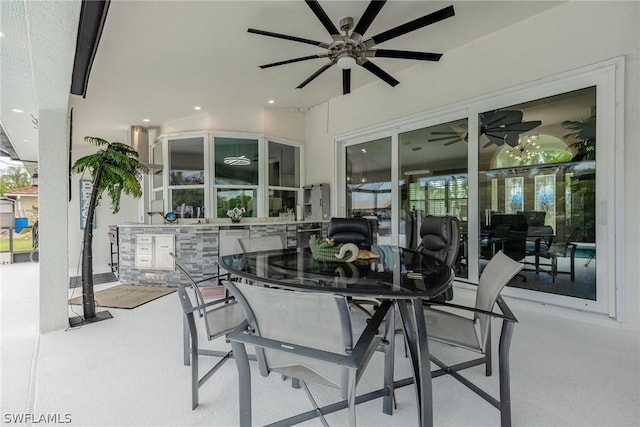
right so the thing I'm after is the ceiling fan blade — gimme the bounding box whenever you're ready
[259,54,327,69]
[503,121,542,132]
[352,0,387,40]
[428,135,459,143]
[370,49,442,61]
[484,134,506,147]
[430,131,458,135]
[369,5,455,45]
[248,28,328,48]
[482,110,523,128]
[444,139,461,146]
[343,68,351,95]
[360,60,399,87]
[305,0,340,37]
[297,62,333,89]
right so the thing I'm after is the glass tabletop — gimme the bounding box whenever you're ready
[220,245,453,299]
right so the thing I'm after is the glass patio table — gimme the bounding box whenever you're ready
[220,245,454,427]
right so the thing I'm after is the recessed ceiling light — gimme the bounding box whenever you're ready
[361,148,367,153]
[23,139,30,142]
[11,109,24,113]
[268,100,275,104]
[194,106,202,110]
[142,119,150,122]
[0,32,5,38]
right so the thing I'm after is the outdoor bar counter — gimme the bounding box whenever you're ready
[116,219,327,286]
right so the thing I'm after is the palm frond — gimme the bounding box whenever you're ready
[72,136,147,214]
[83,136,111,147]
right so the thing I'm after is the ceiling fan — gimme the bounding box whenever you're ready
[427,110,542,147]
[248,0,455,95]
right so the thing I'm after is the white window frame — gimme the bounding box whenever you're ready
[266,136,305,219]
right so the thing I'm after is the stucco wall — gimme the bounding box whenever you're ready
[304,1,640,330]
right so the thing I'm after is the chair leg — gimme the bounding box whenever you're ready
[186,314,200,409]
[485,325,492,377]
[183,317,191,366]
[383,306,395,415]
[347,369,357,427]
[498,320,515,427]
[231,341,252,427]
[570,254,576,281]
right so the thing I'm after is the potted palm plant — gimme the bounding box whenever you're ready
[562,115,596,161]
[71,137,147,325]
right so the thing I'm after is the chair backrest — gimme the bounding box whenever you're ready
[327,217,372,249]
[490,213,528,231]
[475,251,524,350]
[551,227,582,256]
[517,210,546,226]
[490,213,528,261]
[223,280,352,389]
[172,253,244,344]
[170,252,207,313]
[237,235,285,253]
[417,215,461,268]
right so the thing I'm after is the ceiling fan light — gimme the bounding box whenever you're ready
[337,56,356,70]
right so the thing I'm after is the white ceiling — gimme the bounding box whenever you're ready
[1,1,565,164]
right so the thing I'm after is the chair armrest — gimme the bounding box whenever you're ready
[193,272,230,285]
[228,300,391,370]
[446,278,478,287]
[424,299,517,323]
[182,296,236,315]
[228,324,363,369]
[495,295,518,323]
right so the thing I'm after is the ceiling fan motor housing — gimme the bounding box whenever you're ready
[340,17,354,32]
[329,37,365,66]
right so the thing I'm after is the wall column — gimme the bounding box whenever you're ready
[38,109,69,332]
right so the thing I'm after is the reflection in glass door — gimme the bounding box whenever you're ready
[345,137,391,244]
[478,87,597,301]
[399,118,469,277]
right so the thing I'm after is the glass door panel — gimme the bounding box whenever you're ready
[399,118,469,277]
[345,137,391,245]
[478,86,597,301]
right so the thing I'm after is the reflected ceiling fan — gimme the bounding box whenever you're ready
[428,123,468,146]
[481,110,542,148]
[248,0,455,95]
[427,110,542,147]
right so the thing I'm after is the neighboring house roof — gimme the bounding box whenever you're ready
[3,185,39,196]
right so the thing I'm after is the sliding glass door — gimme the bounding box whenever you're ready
[337,59,621,316]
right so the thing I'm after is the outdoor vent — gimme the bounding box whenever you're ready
[131,126,149,164]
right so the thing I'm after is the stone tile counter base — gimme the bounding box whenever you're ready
[117,222,327,286]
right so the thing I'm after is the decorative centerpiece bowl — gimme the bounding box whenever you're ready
[227,207,246,223]
[308,235,358,262]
